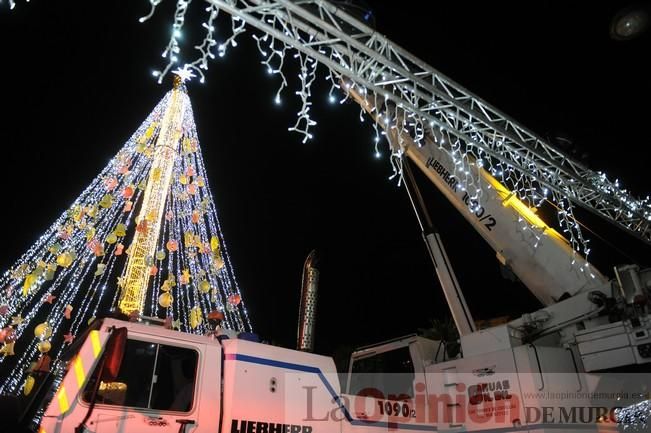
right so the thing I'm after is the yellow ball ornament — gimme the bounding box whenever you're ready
[37,341,52,353]
[158,292,173,308]
[106,233,118,244]
[199,280,210,294]
[34,322,52,340]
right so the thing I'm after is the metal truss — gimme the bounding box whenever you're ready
[208,0,651,245]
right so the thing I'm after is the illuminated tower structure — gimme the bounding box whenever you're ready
[0,69,251,395]
[119,76,185,314]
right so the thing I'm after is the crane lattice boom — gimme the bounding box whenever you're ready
[208,0,650,245]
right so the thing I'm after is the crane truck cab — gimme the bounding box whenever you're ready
[10,314,632,433]
[27,315,342,433]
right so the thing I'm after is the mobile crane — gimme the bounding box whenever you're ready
[3,1,651,432]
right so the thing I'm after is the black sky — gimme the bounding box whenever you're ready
[0,1,649,358]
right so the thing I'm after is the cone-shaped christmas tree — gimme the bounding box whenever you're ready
[0,72,252,395]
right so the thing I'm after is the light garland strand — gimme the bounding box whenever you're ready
[187,4,220,83]
[616,399,651,430]
[151,0,192,83]
[288,47,318,143]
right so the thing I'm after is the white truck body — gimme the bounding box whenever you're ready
[36,317,633,433]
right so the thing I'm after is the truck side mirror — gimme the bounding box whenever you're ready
[100,327,127,382]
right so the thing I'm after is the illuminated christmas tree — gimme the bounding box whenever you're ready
[0,69,252,395]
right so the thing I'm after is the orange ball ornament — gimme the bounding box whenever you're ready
[166,239,179,252]
[228,294,242,306]
[122,185,134,199]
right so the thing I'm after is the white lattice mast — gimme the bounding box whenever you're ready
[119,75,186,314]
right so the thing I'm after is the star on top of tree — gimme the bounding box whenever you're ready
[172,65,195,83]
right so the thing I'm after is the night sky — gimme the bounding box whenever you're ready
[0,1,649,360]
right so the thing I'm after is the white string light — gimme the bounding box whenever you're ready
[186,4,220,84]
[615,400,651,430]
[288,47,318,143]
[150,0,192,83]
[253,32,288,105]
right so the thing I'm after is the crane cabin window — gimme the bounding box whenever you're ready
[83,339,198,412]
[348,346,415,400]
